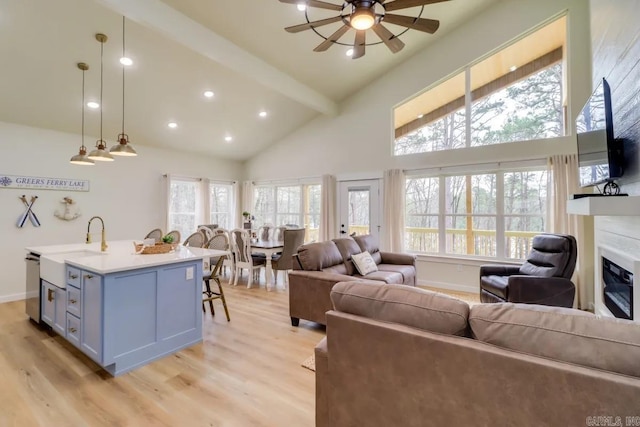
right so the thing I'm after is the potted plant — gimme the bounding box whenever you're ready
[242,211,251,220]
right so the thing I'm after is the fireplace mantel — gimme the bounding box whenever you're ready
[567,196,640,216]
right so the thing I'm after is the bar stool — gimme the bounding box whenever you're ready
[203,256,230,321]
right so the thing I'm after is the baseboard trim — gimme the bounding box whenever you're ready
[417,280,477,294]
[0,291,29,304]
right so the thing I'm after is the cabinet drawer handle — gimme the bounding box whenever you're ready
[69,273,78,279]
[84,274,94,279]
[69,299,77,304]
[69,327,77,333]
[47,288,54,302]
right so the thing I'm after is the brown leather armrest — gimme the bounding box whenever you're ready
[379,252,416,266]
[480,264,521,277]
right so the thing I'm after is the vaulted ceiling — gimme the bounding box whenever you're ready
[0,0,498,161]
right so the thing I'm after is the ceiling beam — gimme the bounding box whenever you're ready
[93,0,338,116]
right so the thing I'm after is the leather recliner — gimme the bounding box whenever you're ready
[479,233,577,307]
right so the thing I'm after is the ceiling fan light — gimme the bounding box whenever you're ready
[351,8,375,30]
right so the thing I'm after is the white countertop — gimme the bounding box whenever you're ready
[30,240,228,280]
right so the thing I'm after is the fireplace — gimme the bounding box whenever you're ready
[597,245,640,322]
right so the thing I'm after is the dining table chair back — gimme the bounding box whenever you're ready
[257,225,273,241]
[274,226,287,242]
[206,231,234,282]
[165,230,181,245]
[183,231,206,248]
[230,228,265,288]
[145,228,163,243]
[272,228,306,286]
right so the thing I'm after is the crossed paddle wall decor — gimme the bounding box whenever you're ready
[17,195,40,228]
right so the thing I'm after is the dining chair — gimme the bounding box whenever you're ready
[145,228,163,243]
[205,233,234,283]
[230,229,266,289]
[273,226,287,243]
[271,228,306,287]
[165,230,181,245]
[257,224,273,241]
[183,231,206,248]
[202,257,230,321]
[198,225,214,242]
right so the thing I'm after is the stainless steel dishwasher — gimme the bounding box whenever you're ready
[25,252,41,323]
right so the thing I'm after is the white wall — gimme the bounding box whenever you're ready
[0,121,242,302]
[243,0,592,292]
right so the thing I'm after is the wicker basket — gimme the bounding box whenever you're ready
[134,242,176,255]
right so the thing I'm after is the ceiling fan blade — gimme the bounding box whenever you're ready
[314,25,351,52]
[285,15,344,33]
[352,30,366,59]
[279,0,343,11]
[382,14,440,33]
[384,0,450,12]
[371,23,405,53]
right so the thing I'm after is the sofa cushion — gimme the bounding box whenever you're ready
[333,238,362,262]
[354,270,403,284]
[377,264,416,286]
[331,281,470,336]
[353,234,382,264]
[297,241,344,271]
[352,251,378,275]
[480,275,509,299]
[469,303,640,378]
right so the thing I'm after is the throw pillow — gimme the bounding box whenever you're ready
[352,251,378,275]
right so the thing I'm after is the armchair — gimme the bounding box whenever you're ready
[480,233,577,307]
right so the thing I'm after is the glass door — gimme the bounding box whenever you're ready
[338,180,380,241]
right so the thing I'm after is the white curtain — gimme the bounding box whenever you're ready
[319,174,337,242]
[383,169,405,252]
[548,154,585,308]
[241,181,254,226]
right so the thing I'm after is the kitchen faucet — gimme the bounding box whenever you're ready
[87,216,108,252]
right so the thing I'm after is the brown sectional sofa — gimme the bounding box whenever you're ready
[288,235,416,326]
[316,281,640,426]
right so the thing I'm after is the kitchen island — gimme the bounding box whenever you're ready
[26,240,227,376]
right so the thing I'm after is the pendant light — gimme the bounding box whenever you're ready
[110,17,137,157]
[70,63,94,166]
[88,33,114,162]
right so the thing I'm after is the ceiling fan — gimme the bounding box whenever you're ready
[280,0,451,59]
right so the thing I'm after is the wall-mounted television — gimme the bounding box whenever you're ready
[576,77,624,187]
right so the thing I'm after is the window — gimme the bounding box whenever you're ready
[405,168,547,260]
[394,17,566,155]
[167,177,236,241]
[253,183,321,242]
[209,182,234,230]
[168,178,202,240]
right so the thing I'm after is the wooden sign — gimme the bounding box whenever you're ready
[0,174,89,192]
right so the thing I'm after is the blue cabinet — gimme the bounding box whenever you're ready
[62,260,202,376]
[41,280,65,336]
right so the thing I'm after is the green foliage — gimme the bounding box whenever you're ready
[162,234,174,244]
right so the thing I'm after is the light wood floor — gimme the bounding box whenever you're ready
[0,277,325,427]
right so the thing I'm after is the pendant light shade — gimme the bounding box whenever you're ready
[111,17,137,157]
[88,33,114,162]
[70,62,94,166]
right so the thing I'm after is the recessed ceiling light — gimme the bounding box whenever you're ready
[87,101,100,109]
[259,111,267,118]
[225,135,233,142]
[297,3,306,11]
[168,122,178,129]
[510,65,517,72]
[120,57,133,66]
[204,90,214,98]
[417,114,424,119]
[346,48,354,57]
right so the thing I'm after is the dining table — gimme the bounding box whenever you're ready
[251,240,284,290]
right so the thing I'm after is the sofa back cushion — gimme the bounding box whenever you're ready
[332,238,362,275]
[470,303,640,378]
[331,281,470,336]
[353,235,382,264]
[297,240,344,271]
